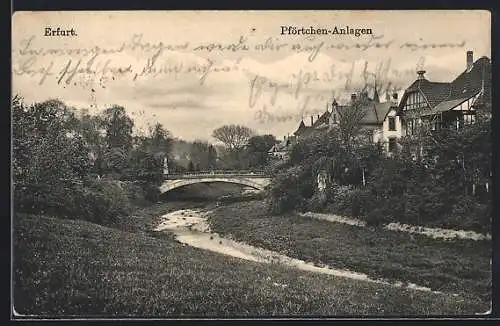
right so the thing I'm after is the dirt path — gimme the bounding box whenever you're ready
[299,212,491,241]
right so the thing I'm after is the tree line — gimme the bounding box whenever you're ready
[12,96,278,225]
[267,94,492,233]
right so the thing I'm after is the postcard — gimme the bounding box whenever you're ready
[12,10,492,318]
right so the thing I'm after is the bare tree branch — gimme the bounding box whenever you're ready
[212,124,255,151]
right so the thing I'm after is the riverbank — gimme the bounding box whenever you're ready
[207,200,491,305]
[13,201,489,317]
[154,209,459,295]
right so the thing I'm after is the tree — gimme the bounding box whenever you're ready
[101,105,134,150]
[336,92,372,145]
[100,106,134,177]
[190,140,211,171]
[75,109,107,175]
[12,97,94,214]
[246,134,277,168]
[212,124,255,151]
[187,160,195,172]
[208,145,217,170]
[146,122,172,154]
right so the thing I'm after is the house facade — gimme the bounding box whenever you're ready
[376,93,404,154]
[397,51,491,136]
[282,88,398,154]
[268,135,295,160]
[330,90,398,149]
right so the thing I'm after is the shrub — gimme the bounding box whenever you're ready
[122,181,149,206]
[268,166,312,214]
[307,193,327,212]
[324,185,371,219]
[73,179,132,225]
[445,195,492,233]
[15,179,132,226]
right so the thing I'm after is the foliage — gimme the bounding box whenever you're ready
[245,134,277,168]
[268,92,491,232]
[271,127,384,214]
[168,139,217,172]
[13,95,172,224]
[359,116,491,231]
[212,124,255,151]
[337,92,373,143]
[268,165,313,214]
[102,105,134,150]
[190,140,214,170]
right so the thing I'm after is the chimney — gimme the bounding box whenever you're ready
[392,92,398,105]
[467,50,473,71]
[310,115,314,126]
[417,70,426,80]
[317,114,320,120]
[351,93,357,102]
[283,135,286,141]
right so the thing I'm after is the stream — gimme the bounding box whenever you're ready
[154,209,458,296]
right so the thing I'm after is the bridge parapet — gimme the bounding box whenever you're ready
[164,170,268,180]
[159,172,271,193]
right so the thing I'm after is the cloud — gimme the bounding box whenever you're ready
[148,99,210,110]
[12,11,490,141]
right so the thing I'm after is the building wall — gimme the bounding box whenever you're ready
[380,109,403,152]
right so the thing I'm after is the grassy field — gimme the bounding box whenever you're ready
[12,203,489,317]
[208,201,491,304]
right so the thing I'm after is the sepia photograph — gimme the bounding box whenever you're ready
[11,10,492,318]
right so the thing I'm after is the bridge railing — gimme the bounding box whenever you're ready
[164,170,268,179]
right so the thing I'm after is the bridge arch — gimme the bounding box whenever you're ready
[159,177,270,194]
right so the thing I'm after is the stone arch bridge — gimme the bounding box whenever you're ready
[159,171,271,194]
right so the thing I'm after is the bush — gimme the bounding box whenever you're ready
[307,193,327,212]
[79,179,132,225]
[268,166,312,214]
[444,195,492,233]
[15,179,131,226]
[324,185,371,219]
[122,181,149,206]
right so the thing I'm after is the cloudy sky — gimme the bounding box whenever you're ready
[12,10,490,142]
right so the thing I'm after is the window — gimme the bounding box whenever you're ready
[388,138,397,153]
[404,91,426,111]
[406,119,415,135]
[464,114,475,125]
[430,120,441,131]
[388,117,396,131]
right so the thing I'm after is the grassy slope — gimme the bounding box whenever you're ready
[208,201,491,303]
[13,209,487,317]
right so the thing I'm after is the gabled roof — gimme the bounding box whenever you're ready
[312,111,331,128]
[398,55,491,115]
[369,102,393,124]
[421,97,470,116]
[448,56,491,101]
[293,120,311,136]
[338,101,393,125]
[403,79,451,108]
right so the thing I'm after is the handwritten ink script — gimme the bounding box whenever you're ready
[13,31,468,125]
[13,33,466,86]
